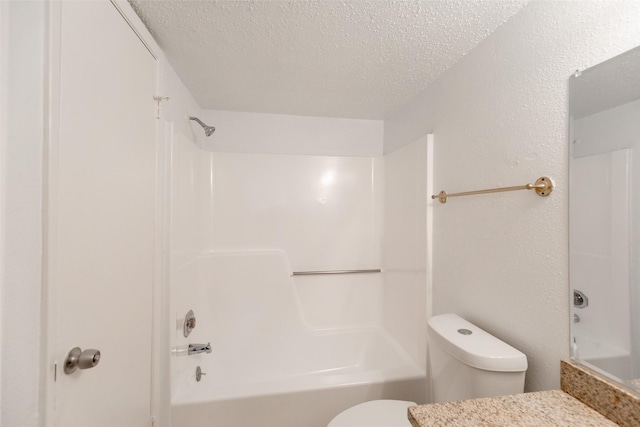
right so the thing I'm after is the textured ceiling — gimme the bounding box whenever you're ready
[129,0,529,119]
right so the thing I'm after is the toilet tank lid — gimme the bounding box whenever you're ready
[428,313,528,372]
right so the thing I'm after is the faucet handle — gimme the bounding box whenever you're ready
[183,309,196,337]
[187,342,213,355]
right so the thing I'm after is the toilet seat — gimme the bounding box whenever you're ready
[327,399,416,427]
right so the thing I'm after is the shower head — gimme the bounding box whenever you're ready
[188,116,216,137]
[204,126,215,137]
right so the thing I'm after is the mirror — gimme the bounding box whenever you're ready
[569,45,640,391]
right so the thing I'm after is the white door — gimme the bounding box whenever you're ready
[47,1,157,425]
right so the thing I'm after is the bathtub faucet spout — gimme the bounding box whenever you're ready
[188,342,212,355]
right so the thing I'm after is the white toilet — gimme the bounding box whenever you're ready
[327,313,528,427]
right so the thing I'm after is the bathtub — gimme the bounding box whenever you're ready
[574,334,632,381]
[170,251,426,427]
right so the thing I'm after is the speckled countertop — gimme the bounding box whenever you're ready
[408,390,617,427]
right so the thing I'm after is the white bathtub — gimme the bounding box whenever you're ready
[575,335,632,381]
[170,252,426,427]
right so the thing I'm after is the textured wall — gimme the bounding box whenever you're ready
[384,0,640,391]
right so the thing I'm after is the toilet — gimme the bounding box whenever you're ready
[327,313,528,427]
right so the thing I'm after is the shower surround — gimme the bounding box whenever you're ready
[168,129,430,426]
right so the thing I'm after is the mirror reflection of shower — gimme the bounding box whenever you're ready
[569,44,640,391]
[189,116,216,137]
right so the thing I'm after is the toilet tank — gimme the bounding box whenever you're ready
[427,313,527,403]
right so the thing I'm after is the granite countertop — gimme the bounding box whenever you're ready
[408,390,618,427]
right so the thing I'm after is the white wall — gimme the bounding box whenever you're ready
[382,136,428,371]
[168,131,204,398]
[207,153,383,270]
[0,2,46,425]
[197,109,383,157]
[209,152,384,330]
[159,49,204,427]
[572,99,640,158]
[160,56,203,139]
[384,0,640,391]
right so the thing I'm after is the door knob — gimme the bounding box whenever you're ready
[64,347,101,374]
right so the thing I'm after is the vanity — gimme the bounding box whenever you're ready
[408,360,639,426]
[411,42,640,427]
[409,390,615,426]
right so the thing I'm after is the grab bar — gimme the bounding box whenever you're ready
[291,269,381,276]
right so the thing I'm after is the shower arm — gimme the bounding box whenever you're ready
[188,116,207,128]
[188,116,216,137]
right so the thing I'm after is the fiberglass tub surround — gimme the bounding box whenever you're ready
[171,251,424,405]
[169,136,429,427]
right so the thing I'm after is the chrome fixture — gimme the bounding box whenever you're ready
[291,268,381,276]
[573,290,589,309]
[188,116,215,137]
[183,309,196,337]
[196,366,206,382]
[188,342,212,355]
[432,176,554,203]
[64,347,101,374]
